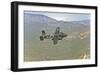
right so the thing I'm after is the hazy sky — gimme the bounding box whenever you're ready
[25,11,90,21]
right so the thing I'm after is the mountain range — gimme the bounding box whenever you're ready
[24,13,90,41]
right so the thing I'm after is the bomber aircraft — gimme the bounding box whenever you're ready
[40,27,68,45]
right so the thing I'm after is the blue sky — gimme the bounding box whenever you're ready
[25,11,90,21]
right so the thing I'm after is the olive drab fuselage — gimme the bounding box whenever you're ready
[40,27,67,45]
